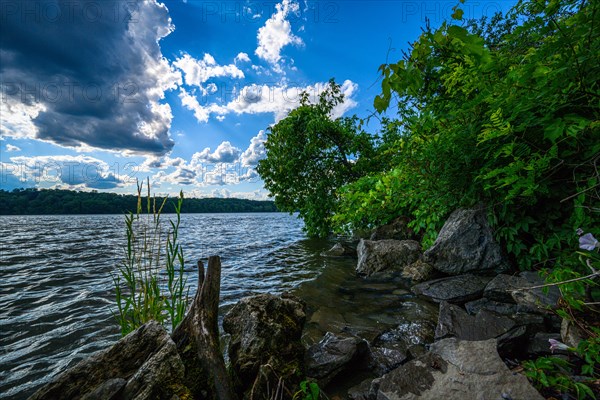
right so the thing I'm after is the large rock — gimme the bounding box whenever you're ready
[376,338,544,400]
[424,207,508,275]
[412,274,492,304]
[305,332,368,386]
[370,216,415,241]
[356,239,421,276]
[401,259,435,282]
[29,321,189,400]
[223,293,306,396]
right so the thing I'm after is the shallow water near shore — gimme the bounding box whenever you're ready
[0,213,429,399]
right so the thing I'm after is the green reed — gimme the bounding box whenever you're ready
[113,179,189,336]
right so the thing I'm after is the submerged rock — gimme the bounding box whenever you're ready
[223,293,306,397]
[412,274,492,304]
[376,338,543,400]
[321,242,356,258]
[356,239,421,276]
[29,321,189,400]
[424,207,508,275]
[305,332,369,387]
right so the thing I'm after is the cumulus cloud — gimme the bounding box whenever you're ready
[6,155,126,189]
[241,130,267,166]
[193,142,242,164]
[0,0,181,154]
[5,144,21,152]
[173,53,244,88]
[234,52,251,63]
[179,80,358,123]
[255,0,303,68]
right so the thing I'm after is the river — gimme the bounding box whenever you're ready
[0,213,336,399]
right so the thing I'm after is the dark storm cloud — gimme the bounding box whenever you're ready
[0,0,180,154]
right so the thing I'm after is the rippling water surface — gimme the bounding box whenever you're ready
[0,213,335,399]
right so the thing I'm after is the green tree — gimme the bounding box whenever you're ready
[257,80,376,237]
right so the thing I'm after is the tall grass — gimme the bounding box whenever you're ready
[113,179,189,336]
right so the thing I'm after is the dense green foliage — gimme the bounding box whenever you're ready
[0,188,277,214]
[333,0,600,268]
[256,80,384,237]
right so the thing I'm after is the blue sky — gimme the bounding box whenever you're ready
[0,0,517,199]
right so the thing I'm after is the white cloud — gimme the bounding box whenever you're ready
[0,98,46,140]
[178,80,358,123]
[5,144,21,152]
[241,130,267,166]
[6,155,125,189]
[193,141,242,164]
[234,52,251,63]
[255,0,303,68]
[174,53,244,88]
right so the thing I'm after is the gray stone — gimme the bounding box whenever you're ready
[223,293,306,395]
[348,378,380,400]
[376,338,544,400]
[369,347,408,376]
[375,320,436,348]
[321,242,356,257]
[29,321,189,400]
[510,271,560,314]
[412,274,492,304]
[561,318,585,348]
[484,274,528,303]
[401,259,435,282]
[357,239,421,276]
[435,302,517,341]
[370,216,415,241]
[305,332,368,386]
[464,298,521,315]
[423,207,508,275]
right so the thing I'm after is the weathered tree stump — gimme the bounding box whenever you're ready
[171,256,238,400]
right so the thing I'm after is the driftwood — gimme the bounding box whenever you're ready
[171,256,238,400]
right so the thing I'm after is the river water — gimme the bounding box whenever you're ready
[0,213,436,399]
[0,213,333,399]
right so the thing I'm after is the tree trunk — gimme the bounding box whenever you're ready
[171,256,238,400]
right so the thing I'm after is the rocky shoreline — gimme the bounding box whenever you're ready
[29,207,586,399]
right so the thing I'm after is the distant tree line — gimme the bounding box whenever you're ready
[0,188,278,215]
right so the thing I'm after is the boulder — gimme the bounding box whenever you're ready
[401,259,435,282]
[376,338,544,400]
[305,332,369,386]
[412,274,492,304]
[484,274,527,303]
[369,347,408,376]
[348,378,380,400]
[321,242,356,258]
[510,271,560,314]
[356,239,421,276]
[423,207,508,275]
[370,216,415,241]
[223,293,306,396]
[29,321,190,400]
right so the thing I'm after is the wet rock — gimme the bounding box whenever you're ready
[510,271,560,314]
[401,259,435,282]
[527,332,563,356]
[370,216,415,241]
[305,332,369,387]
[464,297,521,315]
[30,321,189,400]
[412,274,492,304]
[223,293,306,396]
[375,320,436,348]
[423,207,508,275]
[348,377,380,400]
[321,242,356,258]
[356,239,421,276]
[376,338,544,400]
